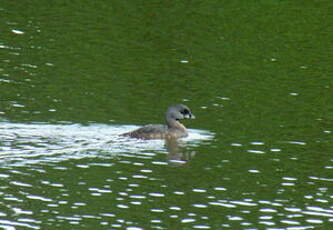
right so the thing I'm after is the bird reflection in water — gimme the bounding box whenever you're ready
[165,138,196,166]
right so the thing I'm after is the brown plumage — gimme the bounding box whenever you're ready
[121,104,195,140]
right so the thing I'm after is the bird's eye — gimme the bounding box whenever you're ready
[182,109,189,114]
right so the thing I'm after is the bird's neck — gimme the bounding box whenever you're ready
[166,119,186,131]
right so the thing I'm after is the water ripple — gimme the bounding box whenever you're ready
[0,122,214,166]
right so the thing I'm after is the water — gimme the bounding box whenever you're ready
[0,122,213,166]
[0,123,331,229]
[1,0,332,229]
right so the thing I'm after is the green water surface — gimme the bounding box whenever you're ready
[0,0,332,229]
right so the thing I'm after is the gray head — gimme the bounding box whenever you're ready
[165,104,195,123]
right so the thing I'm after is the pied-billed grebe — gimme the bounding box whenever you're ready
[121,104,195,139]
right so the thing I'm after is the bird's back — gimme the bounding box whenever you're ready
[121,124,168,139]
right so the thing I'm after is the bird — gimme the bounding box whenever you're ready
[121,104,195,139]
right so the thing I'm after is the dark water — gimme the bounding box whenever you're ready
[1,0,332,229]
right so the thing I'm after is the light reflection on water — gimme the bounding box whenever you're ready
[0,122,213,166]
[0,122,332,229]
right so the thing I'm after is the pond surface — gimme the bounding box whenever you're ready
[1,0,332,229]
